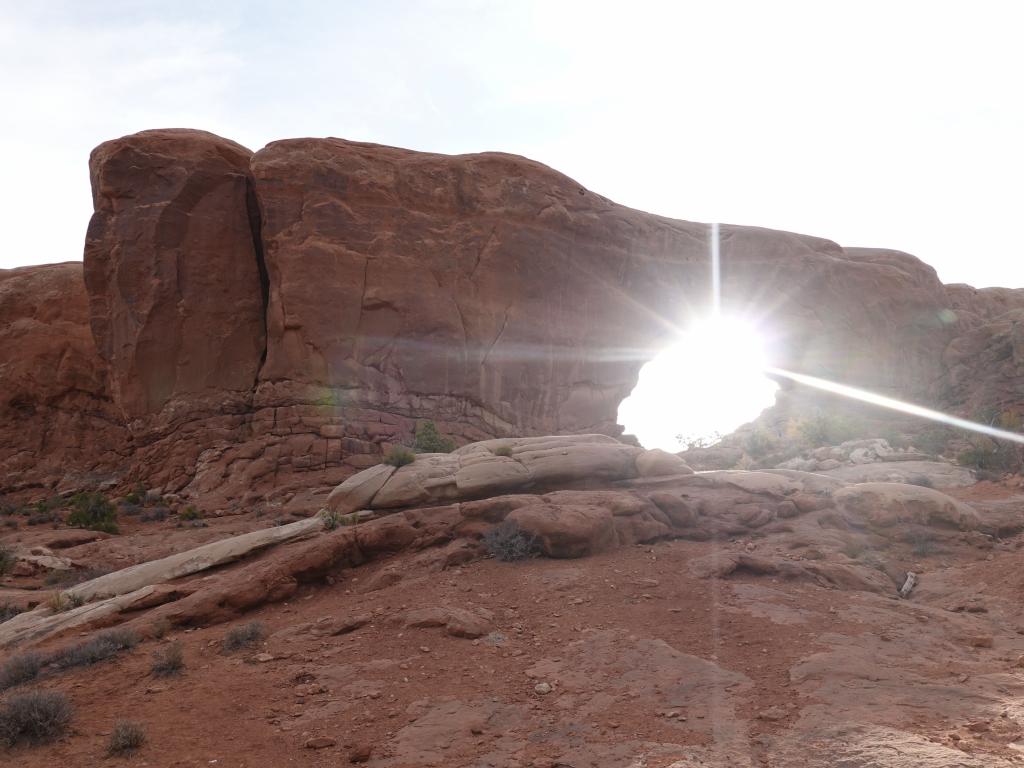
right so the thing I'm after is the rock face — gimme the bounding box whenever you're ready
[0,262,126,492]
[84,128,266,420]
[1,129,1022,502]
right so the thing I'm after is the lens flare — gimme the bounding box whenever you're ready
[617,316,779,451]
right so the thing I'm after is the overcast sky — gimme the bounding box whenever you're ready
[2,1,1022,287]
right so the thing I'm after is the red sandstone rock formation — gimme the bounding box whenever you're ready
[0,262,125,492]
[1,129,1021,504]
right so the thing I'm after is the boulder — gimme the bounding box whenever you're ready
[833,482,980,530]
[635,449,694,477]
[506,503,616,558]
[327,464,395,514]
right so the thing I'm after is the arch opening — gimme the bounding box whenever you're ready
[617,316,779,451]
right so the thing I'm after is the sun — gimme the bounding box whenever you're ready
[617,316,779,451]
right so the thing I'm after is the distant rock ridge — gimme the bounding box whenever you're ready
[1,129,1021,505]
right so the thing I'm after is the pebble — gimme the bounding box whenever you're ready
[304,737,336,749]
[534,682,553,695]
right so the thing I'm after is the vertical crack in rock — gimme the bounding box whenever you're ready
[246,175,271,389]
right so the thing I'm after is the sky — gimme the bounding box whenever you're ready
[1,0,1022,287]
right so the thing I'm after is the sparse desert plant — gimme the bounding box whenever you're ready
[319,509,343,530]
[0,545,14,576]
[413,420,456,453]
[793,412,858,448]
[957,440,1021,473]
[0,603,24,624]
[43,567,110,589]
[491,444,514,457]
[149,618,171,640]
[222,621,266,653]
[107,720,146,756]
[178,505,202,521]
[743,428,778,458]
[0,689,73,747]
[50,628,138,671]
[150,641,184,677]
[840,538,867,560]
[122,484,146,506]
[483,520,538,562]
[45,592,69,614]
[66,491,118,534]
[0,652,43,692]
[913,425,958,456]
[383,446,415,467]
[140,506,169,523]
[26,508,61,526]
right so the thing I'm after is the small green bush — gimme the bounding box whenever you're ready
[0,545,14,576]
[178,505,202,521]
[794,412,858,447]
[491,444,514,457]
[107,720,146,756]
[66,492,118,534]
[150,641,184,677]
[222,621,265,653]
[0,652,43,692]
[413,420,455,453]
[383,446,415,467]
[483,520,538,562]
[0,689,73,747]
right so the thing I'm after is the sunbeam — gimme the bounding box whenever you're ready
[767,367,1024,445]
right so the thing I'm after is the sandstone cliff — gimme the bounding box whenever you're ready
[1,129,1021,506]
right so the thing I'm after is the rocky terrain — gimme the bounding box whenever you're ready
[2,130,1024,766]
[2,435,1024,766]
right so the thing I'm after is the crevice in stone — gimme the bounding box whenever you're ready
[245,175,271,390]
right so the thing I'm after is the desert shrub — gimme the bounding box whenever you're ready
[318,509,358,530]
[119,501,143,517]
[383,446,415,467]
[122,484,147,506]
[150,641,183,677]
[483,520,538,562]
[957,441,1020,473]
[743,428,778,458]
[140,506,169,523]
[66,492,118,534]
[29,497,63,517]
[26,508,61,526]
[178,505,202,521]
[913,425,958,456]
[0,603,24,624]
[0,689,73,747]
[0,652,43,691]
[794,412,858,447]
[149,618,171,640]
[0,545,14,576]
[0,498,21,517]
[43,567,109,589]
[491,444,514,457]
[50,628,139,671]
[906,474,934,488]
[107,720,146,756]
[413,420,455,453]
[45,592,70,614]
[222,621,265,653]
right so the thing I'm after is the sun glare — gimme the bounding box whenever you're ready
[618,316,778,451]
